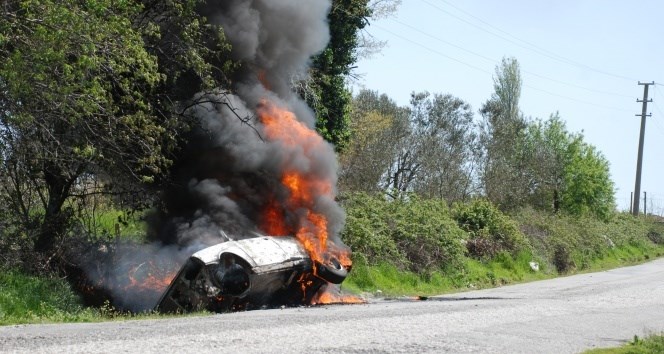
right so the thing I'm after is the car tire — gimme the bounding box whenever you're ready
[315,257,348,284]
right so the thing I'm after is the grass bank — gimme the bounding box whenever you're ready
[343,244,664,297]
[0,270,99,325]
[341,194,664,297]
[584,334,664,354]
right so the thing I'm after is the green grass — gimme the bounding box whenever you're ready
[0,270,99,325]
[344,251,554,297]
[344,245,664,298]
[87,208,146,241]
[0,270,209,325]
[460,251,552,289]
[579,244,664,273]
[584,334,664,354]
[342,261,456,296]
[4,200,664,325]
[3,244,663,325]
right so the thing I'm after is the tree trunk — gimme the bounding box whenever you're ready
[34,166,73,254]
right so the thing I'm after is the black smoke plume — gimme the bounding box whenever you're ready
[85,0,347,312]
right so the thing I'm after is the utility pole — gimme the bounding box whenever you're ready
[632,81,654,216]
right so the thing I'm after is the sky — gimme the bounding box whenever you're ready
[353,0,664,214]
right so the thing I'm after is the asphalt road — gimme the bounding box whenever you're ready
[3,258,664,353]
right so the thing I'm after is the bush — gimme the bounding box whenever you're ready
[514,208,664,273]
[552,242,575,273]
[452,199,529,259]
[339,193,403,266]
[341,193,466,274]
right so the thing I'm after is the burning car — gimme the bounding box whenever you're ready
[155,232,349,313]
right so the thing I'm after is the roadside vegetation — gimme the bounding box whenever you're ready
[0,270,98,325]
[4,199,662,325]
[584,334,664,354]
[341,195,664,296]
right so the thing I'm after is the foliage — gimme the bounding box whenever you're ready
[520,114,570,212]
[341,90,477,202]
[477,59,615,219]
[521,115,616,220]
[514,208,659,273]
[339,90,409,193]
[452,199,529,259]
[0,0,169,254]
[479,57,529,209]
[344,249,549,296]
[0,0,235,257]
[341,193,466,274]
[562,141,615,220]
[408,92,478,202]
[343,259,457,296]
[0,269,206,325]
[304,0,383,148]
[143,0,235,101]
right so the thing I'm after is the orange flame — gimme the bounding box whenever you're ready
[256,99,347,268]
[124,261,177,294]
[261,199,290,236]
[312,289,366,305]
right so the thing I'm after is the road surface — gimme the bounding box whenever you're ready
[2,258,664,353]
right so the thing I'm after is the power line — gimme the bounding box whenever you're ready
[650,86,664,135]
[522,84,632,113]
[387,16,634,99]
[372,24,493,75]
[371,25,635,113]
[420,0,640,82]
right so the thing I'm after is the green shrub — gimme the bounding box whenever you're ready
[340,193,403,265]
[386,196,466,273]
[341,193,466,274]
[452,199,529,259]
[552,242,575,273]
[514,208,664,274]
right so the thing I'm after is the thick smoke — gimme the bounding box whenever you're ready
[86,0,347,312]
[161,0,345,247]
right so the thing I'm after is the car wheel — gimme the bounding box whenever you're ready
[315,257,348,284]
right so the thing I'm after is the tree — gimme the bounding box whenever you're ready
[357,0,402,59]
[562,141,615,220]
[302,0,401,149]
[341,90,477,203]
[521,114,615,219]
[302,0,370,149]
[479,57,529,209]
[409,92,477,202]
[339,89,408,193]
[520,113,571,212]
[0,0,234,256]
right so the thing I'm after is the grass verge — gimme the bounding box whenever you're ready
[584,334,664,354]
[0,270,99,325]
[344,244,664,297]
[0,270,203,325]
